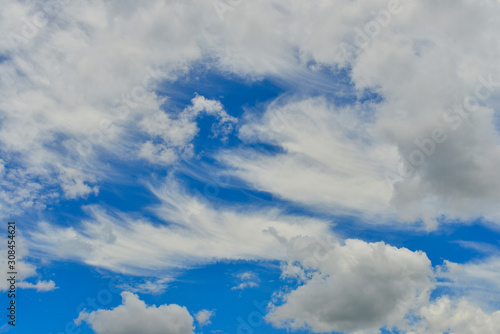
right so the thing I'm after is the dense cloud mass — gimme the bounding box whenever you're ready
[267,238,500,334]
[1,0,499,222]
[417,297,500,334]
[267,238,434,332]
[1,0,500,333]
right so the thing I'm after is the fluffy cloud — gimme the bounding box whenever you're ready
[1,0,500,226]
[0,0,212,212]
[75,291,194,334]
[360,1,500,227]
[212,0,500,227]
[417,297,500,334]
[138,95,236,165]
[267,238,500,333]
[2,1,500,332]
[194,309,215,327]
[266,238,434,333]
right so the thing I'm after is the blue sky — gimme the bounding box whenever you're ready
[2,0,500,333]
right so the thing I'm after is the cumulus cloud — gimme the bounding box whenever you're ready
[138,95,236,165]
[210,0,500,228]
[266,237,500,333]
[349,0,500,226]
[195,309,215,327]
[75,291,194,334]
[417,297,500,334]
[2,1,500,332]
[267,238,434,333]
[1,0,499,226]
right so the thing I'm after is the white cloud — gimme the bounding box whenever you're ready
[0,236,57,292]
[417,297,500,334]
[0,257,37,291]
[1,0,499,226]
[2,2,500,332]
[188,94,236,122]
[58,165,99,199]
[266,238,500,334]
[138,141,180,166]
[28,177,332,275]
[219,96,399,220]
[346,0,500,225]
[267,238,434,333]
[17,280,57,292]
[232,271,260,290]
[0,160,58,218]
[211,0,500,227]
[235,271,258,281]
[75,291,194,334]
[232,281,259,291]
[138,95,236,165]
[437,256,500,308]
[195,309,215,327]
[0,0,211,212]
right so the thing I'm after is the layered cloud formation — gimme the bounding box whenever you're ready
[2,0,500,333]
[28,178,331,274]
[2,0,500,224]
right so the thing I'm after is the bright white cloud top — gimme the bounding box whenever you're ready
[1,0,500,333]
[75,292,195,334]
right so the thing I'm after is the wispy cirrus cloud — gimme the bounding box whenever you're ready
[28,177,332,275]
